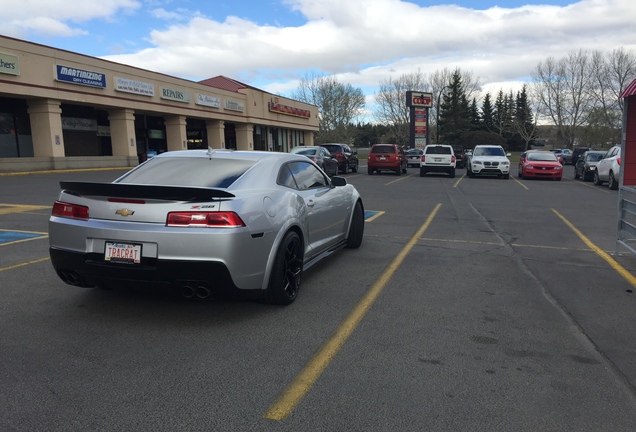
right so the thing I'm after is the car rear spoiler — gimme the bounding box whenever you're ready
[59,182,235,201]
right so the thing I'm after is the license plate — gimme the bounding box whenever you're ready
[434,158,442,162]
[380,156,387,160]
[105,242,142,264]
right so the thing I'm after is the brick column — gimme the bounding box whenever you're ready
[235,123,254,151]
[108,109,137,157]
[27,99,64,157]
[206,120,225,149]
[164,115,188,152]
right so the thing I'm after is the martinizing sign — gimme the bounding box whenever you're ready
[406,91,431,148]
[56,65,106,88]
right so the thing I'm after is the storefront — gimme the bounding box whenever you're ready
[0,36,318,172]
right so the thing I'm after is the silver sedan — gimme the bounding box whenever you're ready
[48,149,365,305]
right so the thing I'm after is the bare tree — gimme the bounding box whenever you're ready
[292,72,365,144]
[532,50,596,148]
[373,70,429,145]
[589,48,636,144]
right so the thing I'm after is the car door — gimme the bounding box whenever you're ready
[597,147,616,181]
[287,161,347,257]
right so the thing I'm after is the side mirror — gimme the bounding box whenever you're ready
[331,176,347,187]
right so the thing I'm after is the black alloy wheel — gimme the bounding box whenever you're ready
[266,231,303,305]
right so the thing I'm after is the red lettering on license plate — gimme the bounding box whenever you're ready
[105,242,142,264]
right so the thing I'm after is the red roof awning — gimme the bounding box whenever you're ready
[620,79,636,99]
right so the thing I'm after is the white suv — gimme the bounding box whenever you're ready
[594,145,621,190]
[467,145,511,179]
[420,144,456,178]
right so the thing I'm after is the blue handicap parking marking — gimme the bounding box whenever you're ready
[364,211,379,220]
[0,231,46,245]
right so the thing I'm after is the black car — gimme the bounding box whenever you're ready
[572,147,591,165]
[320,143,359,174]
[574,150,606,182]
[453,145,465,168]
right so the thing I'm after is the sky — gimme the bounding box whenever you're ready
[1,0,635,115]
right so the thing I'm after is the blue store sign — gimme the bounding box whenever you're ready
[56,65,106,88]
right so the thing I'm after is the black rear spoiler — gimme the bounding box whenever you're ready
[59,182,234,201]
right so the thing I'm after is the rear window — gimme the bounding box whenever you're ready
[117,157,255,188]
[425,146,452,155]
[321,145,343,154]
[371,145,396,154]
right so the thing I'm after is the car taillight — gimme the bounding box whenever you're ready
[166,211,245,227]
[335,153,345,160]
[421,155,426,162]
[451,155,456,163]
[52,201,89,220]
[618,157,621,165]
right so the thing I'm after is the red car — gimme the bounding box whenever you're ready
[518,151,563,180]
[367,144,408,175]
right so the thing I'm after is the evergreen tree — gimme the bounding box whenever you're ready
[469,98,481,130]
[438,69,472,145]
[481,93,495,132]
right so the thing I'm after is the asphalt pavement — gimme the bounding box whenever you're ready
[1,163,636,431]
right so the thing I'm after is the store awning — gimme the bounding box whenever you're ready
[620,79,636,99]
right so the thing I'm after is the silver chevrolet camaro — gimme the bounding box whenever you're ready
[48,149,364,305]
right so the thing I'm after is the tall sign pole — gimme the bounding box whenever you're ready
[406,91,433,148]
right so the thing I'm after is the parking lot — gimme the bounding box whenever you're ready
[2,162,636,431]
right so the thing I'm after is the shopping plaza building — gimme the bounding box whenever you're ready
[0,36,319,172]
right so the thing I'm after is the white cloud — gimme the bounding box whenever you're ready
[0,0,141,38]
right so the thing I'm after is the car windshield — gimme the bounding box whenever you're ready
[372,146,396,154]
[586,153,605,162]
[406,149,423,155]
[527,153,558,162]
[291,148,318,156]
[117,157,256,188]
[474,147,505,157]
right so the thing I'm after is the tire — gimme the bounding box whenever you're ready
[503,173,510,179]
[574,169,580,180]
[449,168,456,178]
[334,165,339,176]
[368,167,374,175]
[342,162,349,174]
[609,171,619,190]
[518,168,522,178]
[468,168,475,178]
[345,201,364,249]
[265,231,303,305]
[420,167,426,177]
[593,171,602,186]
[396,166,402,175]
[352,161,358,173]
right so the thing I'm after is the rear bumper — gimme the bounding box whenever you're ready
[49,247,258,297]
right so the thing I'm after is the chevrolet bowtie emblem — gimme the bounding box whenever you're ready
[115,209,135,216]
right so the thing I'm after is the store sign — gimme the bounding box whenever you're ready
[56,65,106,88]
[148,129,165,139]
[161,87,191,103]
[97,125,111,137]
[406,91,433,108]
[61,117,98,131]
[0,52,19,76]
[114,77,155,96]
[224,99,245,112]
[196,94,221,108]
[269,98,311,118]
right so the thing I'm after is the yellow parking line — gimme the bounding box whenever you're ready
[453,174,465,188]
[0,257,50,272]
[384,173,416,185]
[511,176,529,190]
[552,209,636,288]
[0,204,51,215]
[264,203,442,421]
[0,236,48,247]
[365,211,385,223]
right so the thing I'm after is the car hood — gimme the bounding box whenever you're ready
[471,156,510,162]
